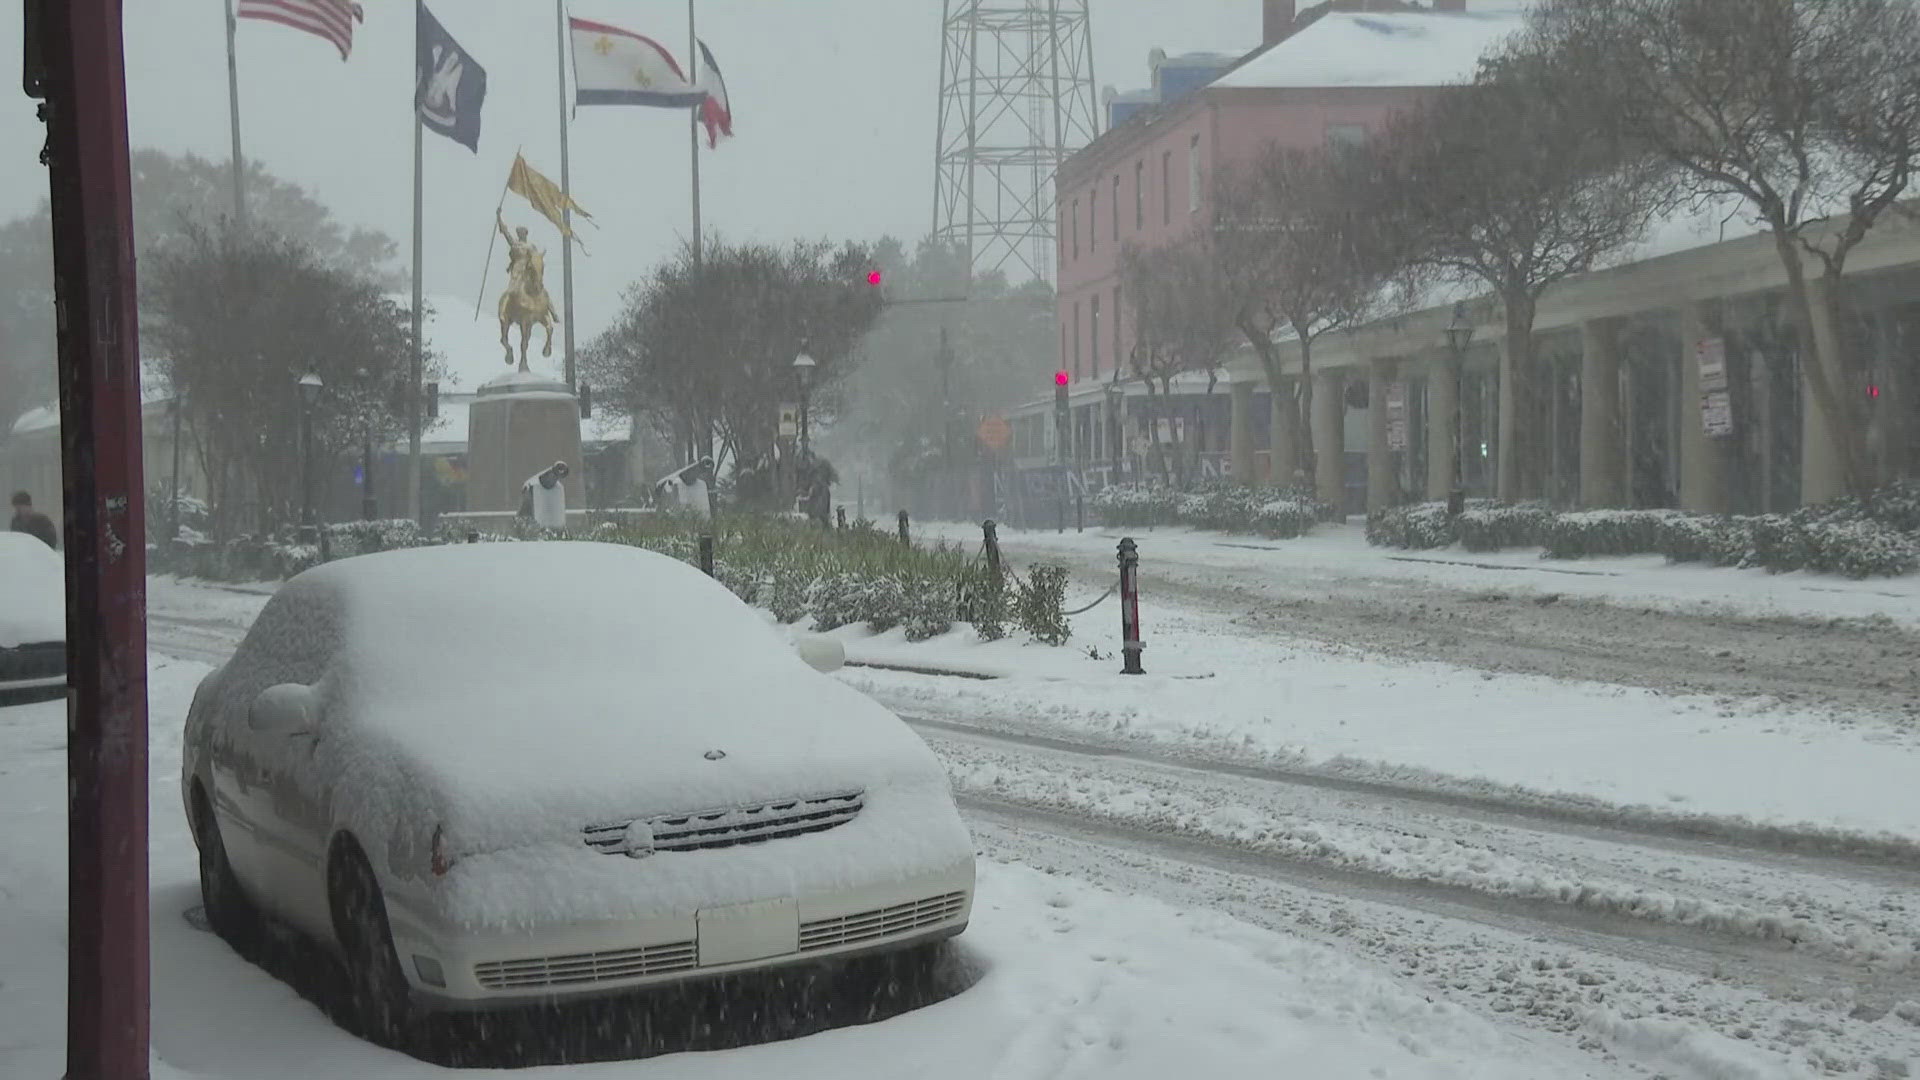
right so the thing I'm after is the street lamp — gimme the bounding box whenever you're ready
[1104,377,1126,486]
[355,367,377,521]
[297,372,323,539]
[1442,302,1475,513]
[792,346,818,455]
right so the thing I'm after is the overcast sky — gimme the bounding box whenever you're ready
[0,1,1259,341]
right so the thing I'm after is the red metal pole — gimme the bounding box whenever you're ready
[33,1,151,1077]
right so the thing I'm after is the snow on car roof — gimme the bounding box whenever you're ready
[0,532,63,647]
[258,541,947,858]
[1211,10,1526,90]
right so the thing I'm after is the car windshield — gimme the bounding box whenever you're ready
[7,1,1920,1077]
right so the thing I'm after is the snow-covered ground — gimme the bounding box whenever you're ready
[3,653,1620,1080]
[915,520,1920,627]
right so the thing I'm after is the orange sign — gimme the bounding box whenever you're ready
[976,414,1011,452]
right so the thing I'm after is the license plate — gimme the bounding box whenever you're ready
[696,898,798,966]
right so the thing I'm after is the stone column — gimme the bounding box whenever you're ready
[1269,377,1300,488]
[1229,380,1256,485]
[1313,369,1346,514]
[1801,277,1849,505]
[1678,301,1732,514]
[1579,317,1627,508]
[1426,354,1459,501]
[1496,334,1520,502]
[1367,359,1398,512]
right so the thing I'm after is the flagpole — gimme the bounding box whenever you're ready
[555,0,578,391]
[474,155,516,319]
[689,0,705,467]
[224,0,246,223]
[407,74,425,524]
[689,0,702,268]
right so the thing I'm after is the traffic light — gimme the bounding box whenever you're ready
[1867,382,1882,401]
[1054,370,1070,410]
[867,269,883,287]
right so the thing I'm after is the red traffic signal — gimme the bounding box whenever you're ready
[1054,370,1070,387]
[867,270,883,287]
[1867,383,1881,400]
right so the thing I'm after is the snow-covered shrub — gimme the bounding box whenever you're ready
[266,541,322,579]
[1093,481,1328,538]
[1749,516,1920,579]
[1654,515,1753,567]
[957,565,1009,641]
[1366,502,1456,549]
[1014,563,1071,645]
[806,570,867,632]
[324,519,426,557]
[1454,502,1553,552]
[859,574,909,633]
[899,575,954,642]
[766,556,813,624]
[1540,509,1679,559]
[1249,494,1323,539]
[1091,483,1183,528]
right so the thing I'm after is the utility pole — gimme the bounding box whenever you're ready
[27,1,153,1077]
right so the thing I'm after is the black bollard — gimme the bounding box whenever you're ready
[982,519,1001,576]
[898,509,910,545]
[1077,491,1085,533]
[836,507,848,530]
[1118,537,1145,675]
[466,529,479,544]
[698,534,715,577]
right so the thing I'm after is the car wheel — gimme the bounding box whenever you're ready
[329,841,413,1047]
[190,786,259,951]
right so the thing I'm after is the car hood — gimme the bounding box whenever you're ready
[325,664,950,855]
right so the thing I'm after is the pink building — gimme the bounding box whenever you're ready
[1015,0,1519,505]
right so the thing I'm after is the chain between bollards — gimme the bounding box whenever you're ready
[698,534,715,577]
[1117,536,1144,675]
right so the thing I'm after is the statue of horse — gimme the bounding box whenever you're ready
[497,246,558,372]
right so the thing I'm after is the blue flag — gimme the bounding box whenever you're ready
[417,3,485,152]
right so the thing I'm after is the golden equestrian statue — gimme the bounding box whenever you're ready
[496,209,559,372]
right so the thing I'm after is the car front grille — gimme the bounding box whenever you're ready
[474,940,697,990]
[0,642,63,682]
[584,791,863,855]
[799,891,967,953]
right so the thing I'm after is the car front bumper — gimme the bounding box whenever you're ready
[388,855,974,1010]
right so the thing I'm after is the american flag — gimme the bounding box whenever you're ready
[237,0,366,61]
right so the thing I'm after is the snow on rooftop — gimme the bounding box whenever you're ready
[1211,10,1527,90]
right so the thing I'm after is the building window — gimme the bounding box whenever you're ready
[1091,294,1102,374]
[1327,123,1368,149]
[1188,134,1201,213]
[1072,198,1079,258]
[1111,174,1120,242]
[1072,301,1082,379]
[1090,186,1098,253]
[1135,160,1145,230]
[1162,150,1172,224]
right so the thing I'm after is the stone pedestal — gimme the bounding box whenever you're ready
[465,371,584,512]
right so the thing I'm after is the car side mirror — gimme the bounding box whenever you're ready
[249,683,316,737]
[795,635,845,675]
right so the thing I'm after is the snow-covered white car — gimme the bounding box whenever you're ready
[180,541,974,1042]
[0,531,65,707]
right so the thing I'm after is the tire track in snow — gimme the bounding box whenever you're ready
[908,714,1920,879]
[928,731,1920,978]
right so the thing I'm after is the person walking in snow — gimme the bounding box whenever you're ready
[10,491,57,549]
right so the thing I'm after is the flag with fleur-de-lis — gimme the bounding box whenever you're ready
[569,16,705,108]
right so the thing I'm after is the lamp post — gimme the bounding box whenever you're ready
[792,346,817,455]
[1443,302,1475,512]
[355,367,377,521]
[297,372,323,539]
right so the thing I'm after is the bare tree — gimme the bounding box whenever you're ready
[1119,239,1238,485]
[1359,51,1677,501]
[583,237,886,499]
[146,221,422,538]
[1213,145,1403,494]
[1529,0,1920,498]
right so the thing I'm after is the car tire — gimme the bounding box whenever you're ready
[190,786,259,951]
[329,841,414,1048]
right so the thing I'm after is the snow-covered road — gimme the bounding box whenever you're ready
[120,575,1920,1077]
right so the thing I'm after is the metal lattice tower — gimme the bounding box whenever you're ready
[933,0,1099,285]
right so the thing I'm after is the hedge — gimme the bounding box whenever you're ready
[148,512,1075,644]
[1091,481,1334,539]
[1365,480,1920,579]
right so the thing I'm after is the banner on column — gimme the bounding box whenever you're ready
[1696,338,1734,437]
